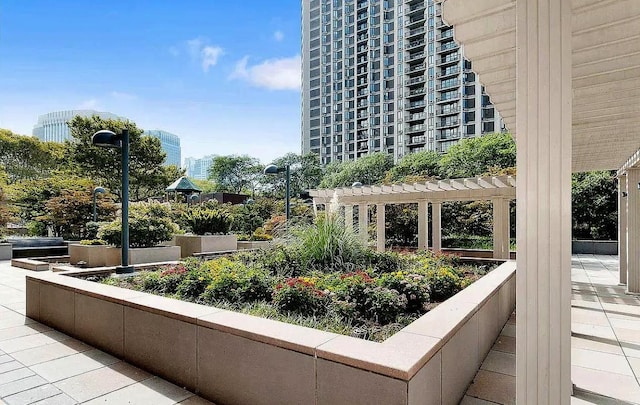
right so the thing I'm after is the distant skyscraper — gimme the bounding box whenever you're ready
[184,155,215,180]
[33,110,124,143]
[301,0,505,164]
[144,130,182,167]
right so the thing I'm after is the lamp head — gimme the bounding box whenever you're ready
[264,164,282,175]
[244,198,255,205]
[189,194,199,201]
[352,181,363,188]
[93,186,106,195]
[92,130,121,148]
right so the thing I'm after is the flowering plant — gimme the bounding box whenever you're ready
[272,276,328,315]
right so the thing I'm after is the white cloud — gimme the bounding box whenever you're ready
[230,55,301,91]
[273,30,284,42]
[201,46,223,72]
[110,91,137,100]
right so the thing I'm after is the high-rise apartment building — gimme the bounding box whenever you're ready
[144,130,182,167]
[301,0,504,164]
[33,110,123,143]
[184,155,215,180]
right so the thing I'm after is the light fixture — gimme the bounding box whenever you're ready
[264,164,290,220]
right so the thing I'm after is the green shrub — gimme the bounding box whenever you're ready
[254,245,303,277]
[27,221,47,237]
[426,267,462,301]
[156,263,189,295]
[184,204,232,235]
[79,239,107,245]
[290,213,365,272]
[272,276,328,315]
[98,202,179,248]
[362,250,403,274]
[200,258,271,304]
[176,267,213,301]
[85,221,101,239]
[378,271,429,312]
[362,286,407,324]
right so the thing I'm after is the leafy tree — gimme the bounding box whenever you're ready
[208,155,263,194]
[320,152,394,187]
[65,116,182,201]
[191,179,217,193]
[0,129,65,183]
[266,153,323,198]
[439,133,516,178]
[384,150,441,183]
[572,171,617,240]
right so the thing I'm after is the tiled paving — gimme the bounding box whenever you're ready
[462,254,640,405]
[0,261,213,405]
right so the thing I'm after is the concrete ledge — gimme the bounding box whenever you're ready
[572,240,618,255]
[25,261,516,405]
[11,258,49,271]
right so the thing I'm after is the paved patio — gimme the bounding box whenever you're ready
[0,261,213,405]
[462,254,640,404]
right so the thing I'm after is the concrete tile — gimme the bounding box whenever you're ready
[0,324,51,342]
[2,384,61,405]
[317,359,407,405]
[572,365,640,403]
[460,395,501,404]
[82,376,192,405]
[628,356,640,378]
[0,361,22,374]
[0,331,69,354]
[0,355,12,365]
[571,388,631,404]
[30,393,77,404]
[0,314,36,331]
[198,326,316,405]
[177,396,215,404]
[465,370,515,405]
[620,341,640,359]
[480,350,515,377]
[492,336,515,354]
[500,324,516,338]
[0,375,48,397]
[54,361,150,403]
[613,327,640,344]
[571,348,634,376]
[30,349,118,382]
[0,368,35,385]
[571,323,617,341]
[1,303,25,317]
[609,317,640,331]
[571,308,610,326]
[124,306,197,391]
[571,336,624,355]
[10,339,91,367]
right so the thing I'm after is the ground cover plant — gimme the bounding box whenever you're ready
[101,214,494,341]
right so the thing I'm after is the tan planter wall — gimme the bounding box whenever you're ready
[174,235,238,258]
[104,246,181,266]
[69,244,108,267]
[236,241,272,250]
[0,243,12,260]
[26,261,516,405]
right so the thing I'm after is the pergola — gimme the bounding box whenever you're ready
[309,175,515,258]
[437,0,640,403]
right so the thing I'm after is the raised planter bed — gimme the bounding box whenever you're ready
[236,240,272,250]
[174,235,238,258]
[25,261,516,405]
[572,240,618,255]
[0,243,12,260]
[69,244,109,267]
[104,246,181,266]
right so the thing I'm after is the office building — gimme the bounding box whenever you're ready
[301,0,504,164]
[184,155,215,180]
[144,130,182,167]
[33,110,123,143]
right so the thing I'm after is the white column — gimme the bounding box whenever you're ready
[516,0,572,403]
[619,175,627,285]
[312,198,319,218]
[344,205,354,232]
[376,204,385,252]
[627,169,640,293]
[358,203,368,243]
[432,202,441,252]
[493,198,511,259]
[418,200,429,250]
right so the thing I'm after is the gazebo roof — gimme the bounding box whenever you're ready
[166,176,202,193]
[308,175,515,204]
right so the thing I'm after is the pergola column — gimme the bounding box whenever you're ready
[493,198,511,259]
[376,204,385,252]
[418,200,429,250]
[358,203,368,243]
[516,0,572,403]
[344,205,354,232]
[431,202,441,252]
[619,175,627,285]
[627,169,640,293]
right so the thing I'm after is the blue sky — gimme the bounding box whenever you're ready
[0,0,302,164]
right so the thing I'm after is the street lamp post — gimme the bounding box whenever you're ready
[92,187,106,222]
[264,164,290,220]
[92,129,133,274]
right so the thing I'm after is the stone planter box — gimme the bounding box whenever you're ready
[104,246,181,266]
[69,244,109,267]
[174,235,238,258]
[572,240,618,255]
[236,240,272,250]
[26,261,516,405]
[0,243,12,260]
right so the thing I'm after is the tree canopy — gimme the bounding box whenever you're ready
[208,155,263,195]
[438,133,516,178]
[0,129,65,183]
[319,152,394,188]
